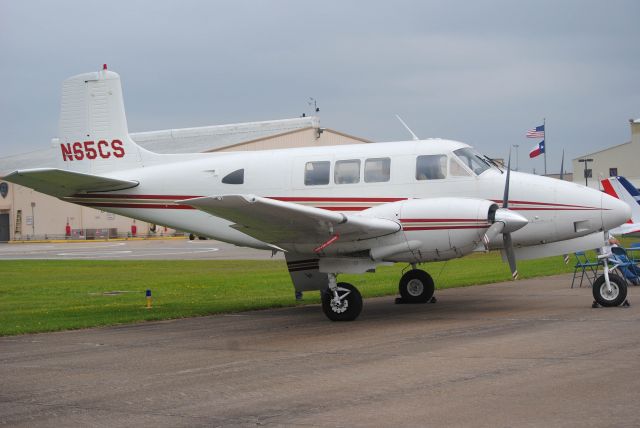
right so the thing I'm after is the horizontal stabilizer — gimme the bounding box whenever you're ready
[182,194,400,246]
[3,168,138,197]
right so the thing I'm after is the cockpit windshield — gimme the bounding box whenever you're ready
[453,148,496,176]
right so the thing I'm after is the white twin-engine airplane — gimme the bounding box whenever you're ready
[5,67,631,321]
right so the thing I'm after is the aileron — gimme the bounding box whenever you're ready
[4,168,139,197]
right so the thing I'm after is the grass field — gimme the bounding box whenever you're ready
[0,250,584,336]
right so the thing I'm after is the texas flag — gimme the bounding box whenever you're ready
[529,140,545,158]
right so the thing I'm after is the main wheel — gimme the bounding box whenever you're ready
[399,269,435,303]
[593,273,627,307]
[322,282,363,321]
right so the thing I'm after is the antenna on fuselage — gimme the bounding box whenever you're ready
[395,114,419,141]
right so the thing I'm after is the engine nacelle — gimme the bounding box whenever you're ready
[362,198,498,262]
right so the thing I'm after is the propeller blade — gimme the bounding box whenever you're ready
[503,150,512,209]
[501,149,519,279]
[483,222,505,250]
[503,233,518,280]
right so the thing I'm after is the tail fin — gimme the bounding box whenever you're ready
[601,176,640,234]
[54,65,157,174]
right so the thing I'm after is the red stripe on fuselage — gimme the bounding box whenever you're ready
[70,194,602,212]
[492,199,599,209]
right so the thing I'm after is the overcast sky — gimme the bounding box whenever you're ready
[1,0,639,173]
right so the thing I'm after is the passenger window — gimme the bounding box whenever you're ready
[364,158,390,183]
[449,157,471,177]
[222,169,244,184]
[305,161,330,185]
[335,159,360,184]
[416,155,447,180]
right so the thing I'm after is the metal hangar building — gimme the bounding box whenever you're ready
[572,119,640,189]
[0,116,371,242]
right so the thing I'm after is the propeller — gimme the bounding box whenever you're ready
[502,150,521,279]
[482,150,528,279]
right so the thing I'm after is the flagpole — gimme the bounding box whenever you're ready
[543,118,547,175]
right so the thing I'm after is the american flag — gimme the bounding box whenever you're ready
[526,124,545,139]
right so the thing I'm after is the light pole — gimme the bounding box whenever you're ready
[578,158,593,187]
[512,144,519,171]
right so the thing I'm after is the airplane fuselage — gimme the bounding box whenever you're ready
[62,139,624,262]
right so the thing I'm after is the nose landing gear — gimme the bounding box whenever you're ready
[592,251,628,307]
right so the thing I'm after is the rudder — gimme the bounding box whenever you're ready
[54,65,156,174]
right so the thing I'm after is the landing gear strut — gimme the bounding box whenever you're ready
[593,249,628,307]
[321,274,363,321]
[398,269,435,303]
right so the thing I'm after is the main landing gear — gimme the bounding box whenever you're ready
[320,268,437,321]
[398,269,435,303]
[321,275,363,321]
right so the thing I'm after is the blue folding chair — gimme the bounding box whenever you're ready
[571,251,601,288]
[626,242,640,264]
[609,246,640,285]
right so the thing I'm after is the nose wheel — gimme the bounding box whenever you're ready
[592,273,627,307]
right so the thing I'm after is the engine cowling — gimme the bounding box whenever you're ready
[362,198,498,262]
[399,198,498,261]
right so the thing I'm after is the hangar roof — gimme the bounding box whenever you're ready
[0,116,319,176]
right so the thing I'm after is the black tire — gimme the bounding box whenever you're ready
[321,282,363,321]
[189,233,195,240]
[399,269,435,303]
[593,273,627,307]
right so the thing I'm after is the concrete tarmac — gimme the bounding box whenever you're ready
[1,274,640,427]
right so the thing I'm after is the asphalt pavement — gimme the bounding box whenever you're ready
[2,274,639,427]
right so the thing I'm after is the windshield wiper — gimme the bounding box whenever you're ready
[479,155,504,173]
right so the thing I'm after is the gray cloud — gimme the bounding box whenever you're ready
[1,0,639,174]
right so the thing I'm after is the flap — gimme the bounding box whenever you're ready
[182,194,400,245]
[3,168,139,197]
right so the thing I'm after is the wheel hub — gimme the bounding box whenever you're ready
[600,282,620,301]
[330,297,349,313]
[329,287,352,314]
[407,279,424,297]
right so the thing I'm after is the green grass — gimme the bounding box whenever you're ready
[0,251,583,336]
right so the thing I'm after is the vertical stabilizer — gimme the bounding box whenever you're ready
[601,176,640,234]
[55,65,155,174]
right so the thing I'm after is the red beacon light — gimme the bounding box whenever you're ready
[103,64,108,70]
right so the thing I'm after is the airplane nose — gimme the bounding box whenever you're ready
[602,192,631,231]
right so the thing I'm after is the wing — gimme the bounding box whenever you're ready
[3,168,139,197]
[182,195,400,245]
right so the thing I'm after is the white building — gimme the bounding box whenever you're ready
[0,117,371,242]
[572,119,640,189]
